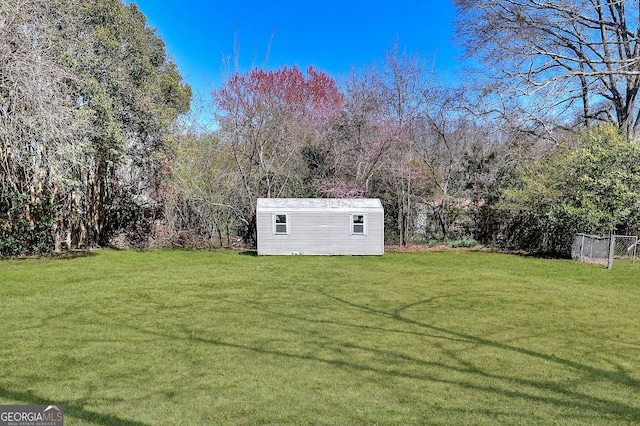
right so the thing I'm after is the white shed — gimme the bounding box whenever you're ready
[256,198,384,255]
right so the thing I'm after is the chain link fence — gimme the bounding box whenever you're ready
[611,235,638,269]
[571,234,638,269]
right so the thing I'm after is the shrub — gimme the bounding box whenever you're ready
[0,193,55,256]
[449,239,478,248]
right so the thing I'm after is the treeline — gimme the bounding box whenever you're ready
[3,0,640,257]
[170,61,640,255]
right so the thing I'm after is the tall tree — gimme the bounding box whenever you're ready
[212,65,342,241]
[0,0,191,254]
[376,44,431,245]
[333,46,432,245]
[325,69,392,198]
[0,0,86,254]
[455,0,640,136]
[59,0,191,248]
[416,89,479,241]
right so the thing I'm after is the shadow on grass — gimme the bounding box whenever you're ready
[331,291,640,387]
[0,250,97,261]
[49,250,97,260]
[243,292,640,392]
[128,291,640,423]
[318,291,640,418]
[0,387,147,426]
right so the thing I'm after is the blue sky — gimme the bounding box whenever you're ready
[125,0,462,99]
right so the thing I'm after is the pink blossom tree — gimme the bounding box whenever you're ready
[212,65,343,241]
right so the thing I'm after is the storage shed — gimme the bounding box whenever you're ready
[256,198,384,255]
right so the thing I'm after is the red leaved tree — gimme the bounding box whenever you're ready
[212,65,343,242]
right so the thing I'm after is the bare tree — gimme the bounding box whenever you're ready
[0,0,87,254]
[375,44,432,245]
[212,65,343,243]
[326,69,392,198]
[412,88,473,240]
[455,0,640,136]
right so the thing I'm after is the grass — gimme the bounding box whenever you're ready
[0,249,638,425]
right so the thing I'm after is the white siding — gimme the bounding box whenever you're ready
[256,198,384,255]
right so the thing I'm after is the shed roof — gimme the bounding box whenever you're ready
[257,198,382,211]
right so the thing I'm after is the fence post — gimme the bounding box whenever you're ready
[607,234,615,269]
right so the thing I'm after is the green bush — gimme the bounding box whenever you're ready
[0,193,55,256]
[449,239,478,248]
[501,125,640,255]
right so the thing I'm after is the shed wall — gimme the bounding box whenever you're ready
[256,201,384,255]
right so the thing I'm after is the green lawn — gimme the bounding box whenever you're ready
[0,249,638,425]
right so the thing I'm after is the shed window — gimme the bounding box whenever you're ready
[274,214,289,235]
[351,214,365,235]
